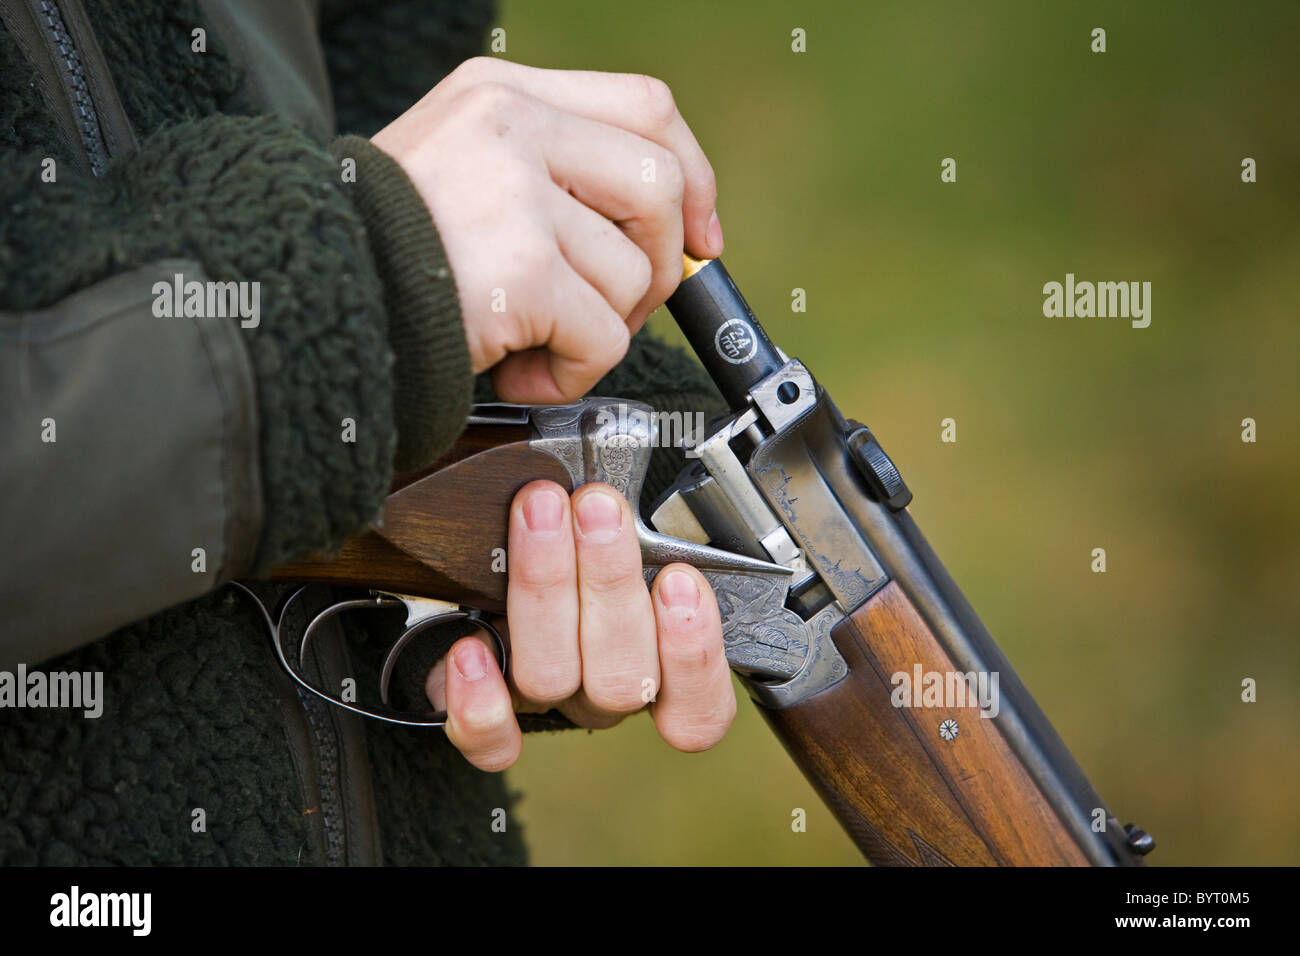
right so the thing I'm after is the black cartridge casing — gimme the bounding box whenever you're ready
[666,258,785,410]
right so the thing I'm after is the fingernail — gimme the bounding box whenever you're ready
[454,642,488,681]
[523,488,563,534]
[660,569,700,612]
[707,209,724,254]
[575,489,622,543]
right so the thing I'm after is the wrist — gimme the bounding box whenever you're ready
[330,135,472,470]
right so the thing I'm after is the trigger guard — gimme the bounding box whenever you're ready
[233,582,504,728]
[378,611,508,709]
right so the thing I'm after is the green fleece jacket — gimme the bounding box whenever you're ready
[0,0,723,864]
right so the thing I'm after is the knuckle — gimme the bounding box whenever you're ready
[569,710,625,731]
[510,558,571,592]
[635,74,678,127]
[514,667,581,705]
[450,55,495,84]
[647,255,682,304]
[627,251,654,302]
[458,80,527,125]
[585,678,648,715]
[454,696,515,738]
[578,563,639,599]
[655,150,686,201]
[596,315,632,365]
[563,316,629,387]
[577,537,642,592]
[507,234,560,287]
[552,380,592,405]
[697,157,718,204]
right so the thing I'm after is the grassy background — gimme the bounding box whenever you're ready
[495,0,1300,865]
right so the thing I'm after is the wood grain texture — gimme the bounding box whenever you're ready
[761,581,1089,866]
[273,431,572,612]
[390,424,532,491]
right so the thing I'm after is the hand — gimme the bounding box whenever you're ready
[371,56,724,403]
[424,480,735,771]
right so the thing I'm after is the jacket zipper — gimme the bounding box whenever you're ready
[32,0,109,175]
[299,691,347,867]
[3,1,365,864]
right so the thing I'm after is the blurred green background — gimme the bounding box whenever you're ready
[496,0,1300,865]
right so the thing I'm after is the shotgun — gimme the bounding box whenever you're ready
[252,255,1154,867]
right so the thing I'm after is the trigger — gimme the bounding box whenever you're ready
[374,592,463,629]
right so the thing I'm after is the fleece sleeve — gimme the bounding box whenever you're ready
[0,113,471,666]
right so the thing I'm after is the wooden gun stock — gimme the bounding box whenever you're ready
[271,424,561,611]
[764,582,1089,866]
